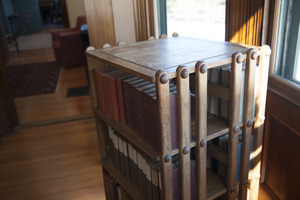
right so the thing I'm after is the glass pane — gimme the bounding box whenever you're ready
[275,0,300,85]
[293,23,300,83]
[167,0,226,41]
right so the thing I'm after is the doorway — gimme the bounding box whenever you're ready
[1,0,92,127]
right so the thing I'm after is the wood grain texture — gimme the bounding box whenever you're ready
[85,37,251,81]
[226,52,242,200]
[208,82,230,101]
[94,108,159,161]
[0,119,105,200]
[87,56,99,108]
[156,70,173,200]
[195,61,207,200]
[15,66,92,124]
[176,66,191,200]
[84,0,116,49]
[101,158,144,200]
[250,46,271,200]
[6,48,55,66]
[261,91,300,200]
[239,49,257,199]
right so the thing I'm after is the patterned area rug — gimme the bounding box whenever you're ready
[6,62,61,98]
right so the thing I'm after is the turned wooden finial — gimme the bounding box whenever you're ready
[86,46,95,51]
[159,34,167,39]
[117,41,127,46]
[102,43,111,48]
[180,68,189,79]
[172,32,179,37]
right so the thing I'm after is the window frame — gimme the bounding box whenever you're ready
[268,0,300,108]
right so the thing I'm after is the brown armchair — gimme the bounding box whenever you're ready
[51,16,87,69]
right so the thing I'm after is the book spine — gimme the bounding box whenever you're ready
[108,126,117,167]
[150,163,160,200]
[128,143,138,186]
[117,134,125,177]
[143,157,153,200]
[103,173,112,200]
[94,69,105,112]
[117,78,126,123]
[137,151,145,198]
[122,139,130,180]
[103,73,111,117]
[111,77,120,121]
[112,131,121,172]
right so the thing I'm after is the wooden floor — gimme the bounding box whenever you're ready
[6,48,56,66]
[6,48,93,125]
[0,118,105,200]
[0,48,106,199]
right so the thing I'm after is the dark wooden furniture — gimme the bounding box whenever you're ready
[260,90,300,199]
[86,36,270,200]
[51,16,87,69]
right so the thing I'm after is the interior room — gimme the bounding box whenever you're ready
[0,0,299,199]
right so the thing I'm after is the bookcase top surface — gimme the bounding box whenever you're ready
[86,37,254,81]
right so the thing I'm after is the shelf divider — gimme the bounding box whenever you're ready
[94,108,160,161]
[101,158,145,200]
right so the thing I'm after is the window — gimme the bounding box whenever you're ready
[157,0,226,41]
[167,0,226,41]
[274,0,300,84]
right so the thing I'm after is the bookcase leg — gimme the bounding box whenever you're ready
[95,117,108,160]
[176,66,191,200]
[250,45,271,200]
[156,70,173,200]
[239,49,257,200]
[227,53,243,200]
[195,61,207,200]
[87,57,101,108]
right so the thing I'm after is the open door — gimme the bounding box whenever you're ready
[0,22,19,136]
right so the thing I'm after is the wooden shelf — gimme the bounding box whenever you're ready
[207,169,227,200]
[172,115,228,155]
[101,158,144,200]
[95,106,229,160]
[101,158,226,200]
[94,108,160,161]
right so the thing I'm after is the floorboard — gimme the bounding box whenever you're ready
[0,118,105,200]
[6,48,93,125]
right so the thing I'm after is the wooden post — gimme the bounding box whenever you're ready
[227,52,242,200]
[156,70,173,200]
[86,56,99,108]
[176,66,191,200]
[239,49,257,199]
[84,0,116,48]
[195,61,207,200]
[95,117,108,159]
[86,50,108,160]
[250,45,271,200]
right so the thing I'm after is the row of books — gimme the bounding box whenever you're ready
[103,173,133,200]
[107,126,198,200]
[106,125,251,199]
[95,65,255,154]
[95,66,191,153]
